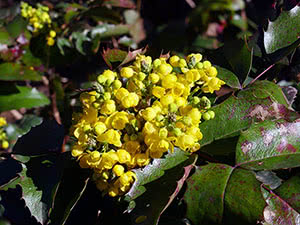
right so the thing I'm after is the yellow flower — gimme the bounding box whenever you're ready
[101,100,116,115]
[117,149,131,164]
[111,112,129,130]
[0,117,7,126]
[152,86,165,99]
[120,67,134,78]
[97,129,122,147]
[113,164,125,176]
[122,93,139,108]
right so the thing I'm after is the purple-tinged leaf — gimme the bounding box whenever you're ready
[199,80,288,147]
[274,175,300,212]
[184,163,234,224]
[223,169,266,224]
[261,186,300,224]
[264,5,300,54]
[236,119,300,170]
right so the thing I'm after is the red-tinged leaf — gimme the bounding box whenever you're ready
[119,47,148,67]
[261,186,300,225]
[102,48,128,69]
[103,0,136,9]
[158,155,197,219]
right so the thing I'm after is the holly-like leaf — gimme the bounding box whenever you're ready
[184,163,266,225]
[125,148,190,202]
[184,163,234,224]
[0,84,50,112]
[18,164,48,224]
[199,80,288,147]
[261,186,300,224]
[56,38,72,55]
[119,47,147,67]
[102,48,128,69]
[0,63,42,81]
[5,16,27,39]
[71,32,91,55]
[127,154,197,225]
[236,119,300,170]
[223,169,266,224]
[215,65,241,89]
[264,5,300,54]
[274,175,300,212]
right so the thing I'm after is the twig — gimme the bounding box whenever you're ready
[249,64,275,85]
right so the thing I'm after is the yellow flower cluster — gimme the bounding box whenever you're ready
[20,2,56,46]
[71,53,225,197]
[0,117,9,149]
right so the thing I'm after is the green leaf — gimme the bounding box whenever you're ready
[223,39,253,85]
[57,38,72,55]
[21,48,42,67]
[49,155,91,225]
[0,84,50,112]
[125,148,190,202]
[199,80,288,147]
[71,32,91,55]
[215,65,241,89]
[264,5,300,54]
[18,164,48,224]
[127,154,197,225]
[223,169,266,225]
[184,163,234,224]
[90,24,129,39]
[0,63,42,81]
[102,48,128,69]
[0,28,13,45]
[274,175,300,212]
[184,164,266,225]
[82,7,122,23]
[261,186,300,224]
[5,16,27,39]
[236,119,300,170]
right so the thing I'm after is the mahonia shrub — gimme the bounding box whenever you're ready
[70,53,225,197]
[20,1,56,46]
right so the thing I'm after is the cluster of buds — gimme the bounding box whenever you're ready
[20,2,56,46]
[70,53,225,197]
[0,117,9,149]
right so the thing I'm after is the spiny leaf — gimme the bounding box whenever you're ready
[215,66,241,89]
[184,163,234,224]
[199,80,288,147]
[18,164,47,224]
[274,175,300,212]
[0,84,50,112]
[264,5,300,54]
[128,154,197,225]
[236,118,300,170]
[125,148,190,202]
[184,164,266,225]
[261,186,300,225]
[102,48,128,69]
